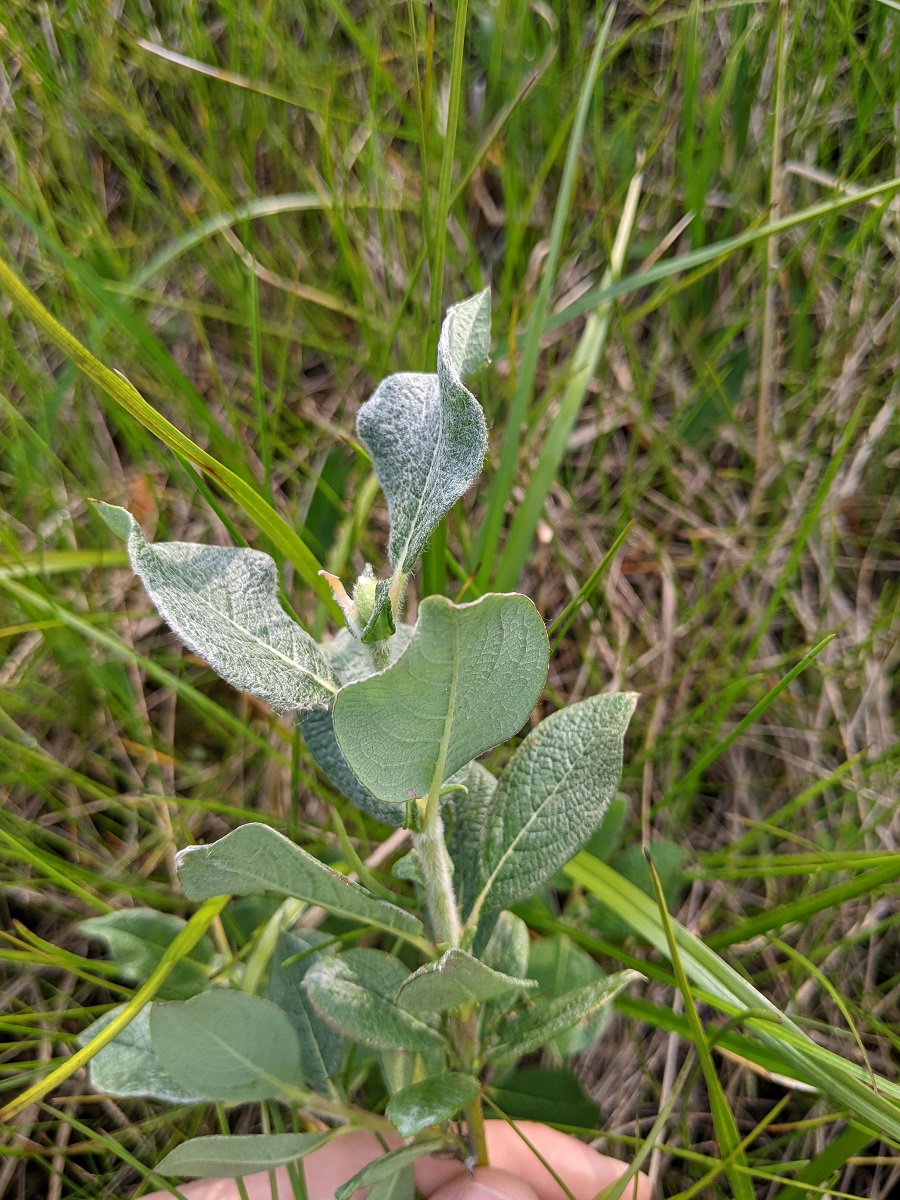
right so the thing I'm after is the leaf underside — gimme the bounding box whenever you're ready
[397,948,537,1012]
[96,503,335,713]
[80,1005,207,1104]
[357,289,490,572]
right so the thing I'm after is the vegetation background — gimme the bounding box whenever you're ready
[0,0,898,1196]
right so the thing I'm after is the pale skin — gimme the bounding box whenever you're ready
[142,1121,653,1200]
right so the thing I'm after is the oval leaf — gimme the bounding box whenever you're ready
[96,503,336,713]
[475,693,638,913]
[397,949,537,1013]
[333,593,548,806]
[80,1005,207,1104]
[304,949,444,1052]
[335,1140,444,1200]
[488,971,638,1064]
[357,290,490,572]
[80,909,211,1000]
[158,1132,330,1178]
[150,990,302,1102]
[176,824,424,945]
[386,1073,480,1136]
[269,931,344,1094]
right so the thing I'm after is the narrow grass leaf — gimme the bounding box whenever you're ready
[645,852,753,1200]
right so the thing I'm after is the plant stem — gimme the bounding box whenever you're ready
[412,796,461,948]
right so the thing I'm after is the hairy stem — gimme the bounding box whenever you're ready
[412,798,461,948]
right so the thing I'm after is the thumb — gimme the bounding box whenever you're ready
[428,1167,541,1200]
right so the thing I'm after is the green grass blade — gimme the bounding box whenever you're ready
[473,3,618,586]
[646,851,754,1200]
[492,165,643,590]
[0,250,339,615]
[565,853,900,1140]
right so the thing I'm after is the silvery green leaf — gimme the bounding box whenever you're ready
[475,693,638,913]
[447,761,498,917]
[269,932,345,1094]
[366,1166,415,1200]
[357,290,490,572]
[157,1132,330,1178]
[488,971,638,1064]
[386,1073,480,1136]
[397,949,537,1013]
[335,1140,444,1200]
[80,909,211,1000]
[79,1005,207,1103]
[96,503,337,713]
[176,824,425,944]
[323,624,415,685]
[304,949,444,1052]
[150,991,302,1102]
[360,577,396,644]
[333,593,548,806]
[528,935,612,1059]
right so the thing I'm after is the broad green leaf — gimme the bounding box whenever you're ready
[397,949,537,1013]
[150,990,302,1102]
[366,1166,415,1200]
[487,1066,599,1128]
[79,1005,207,1104]
[299,625,415,826]
[269,932,344,1094]
[335,1140,444,1200]
[357,290,490,572]
[488,971,638,1064]
[480,912,531,981]
[304,949,444,1052]
[475,693,638,914]
[333,594,548,805]
[527,935,611,1058]
[176,824,426,946]
[386,1073,480,1136]
[448,761,498,916]
[80,909,211,1001]
[96,503,336,713]
[157,1132,330,1178]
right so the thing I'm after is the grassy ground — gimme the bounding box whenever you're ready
[1,0,899,1196]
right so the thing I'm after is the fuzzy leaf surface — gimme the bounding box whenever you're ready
[80,1005,207,1103]
[480,912,531,981]
[476,693,638,912]
[150,991,302,1102]
[333,594,548,805]
[269,932,344,1094]
[176,824,424,944]
[157,1133,329,1178]
[335,1141,444,1200]
[97,503,336,712]
[489,971,637,1064]
[304,949,444,1052]
[448,761,498,917]
[357,290,490,572]
[528,935,612,1058]
[80,909,211,1000]
[397,949,537,1013]
[386,1073,480,1136]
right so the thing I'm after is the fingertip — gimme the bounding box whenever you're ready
[428,1167,542,1200]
